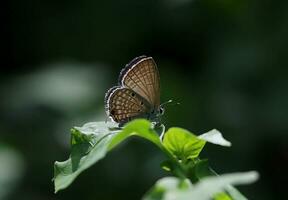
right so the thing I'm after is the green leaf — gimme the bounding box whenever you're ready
[225,185,249,200]
[54,134,114,193]
[54,119,162,193]
[214,192,233,200]
[143,177,192,200]
[73,121,119,141]
[182,171,259,200]
[193,159,215,179]
[70,129,94,171]
[198,129,231,147]
[54,121,118,193]
[193,159,249,200]
[108,119,162,150]
[143,171,259,200]
[54,119,254,200]
[162,128,206,161]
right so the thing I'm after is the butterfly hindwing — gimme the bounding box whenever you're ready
[119,56,160,108]
[105,86,152,123]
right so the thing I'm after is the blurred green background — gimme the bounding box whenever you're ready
[3,0,288,199]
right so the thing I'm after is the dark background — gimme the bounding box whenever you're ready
[2,0,288,199]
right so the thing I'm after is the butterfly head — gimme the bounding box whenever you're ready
[151,106,165,119]
[155,100,176,118]
[149,100,171,122]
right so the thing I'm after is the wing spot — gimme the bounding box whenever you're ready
[131,92,135,97]
[140,101,144,105]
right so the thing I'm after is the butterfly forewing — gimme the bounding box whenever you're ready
[119,56,160,108]
[105,86,151,123]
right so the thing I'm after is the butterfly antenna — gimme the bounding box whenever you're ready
[160,99,173,107]
[160,99,180,108]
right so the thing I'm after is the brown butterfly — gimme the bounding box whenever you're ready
[105,55,165,126]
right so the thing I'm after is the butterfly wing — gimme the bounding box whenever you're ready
[118,56,160,108]
[105,86,152,123]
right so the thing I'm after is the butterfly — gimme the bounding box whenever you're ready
[105,55,165,126]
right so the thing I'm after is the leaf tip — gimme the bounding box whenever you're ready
[246,170,260,182]
[198,129,232,147]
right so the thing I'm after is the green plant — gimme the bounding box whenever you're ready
[53,119,258,200]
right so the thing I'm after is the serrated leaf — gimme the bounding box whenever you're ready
[198,129,231,147]
[162,128,206,161]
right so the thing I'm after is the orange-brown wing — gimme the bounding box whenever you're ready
[118,56,160,108]
[104,86,151,123]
